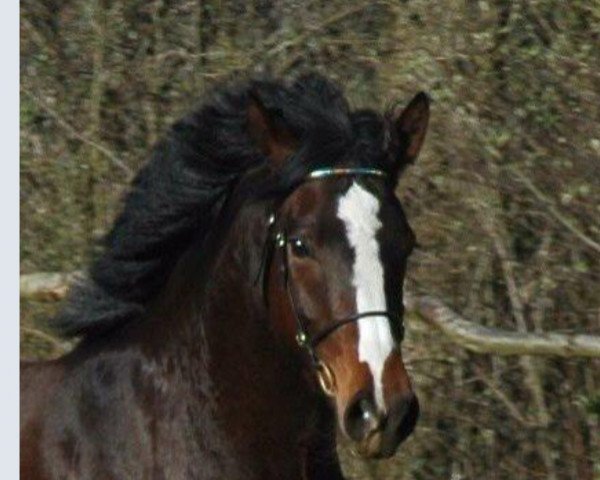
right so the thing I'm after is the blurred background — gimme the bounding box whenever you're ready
[20,1,600,479]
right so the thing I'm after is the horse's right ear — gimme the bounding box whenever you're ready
[247,93,297,169]
[386,92,430,176]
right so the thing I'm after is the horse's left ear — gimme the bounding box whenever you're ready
[386,92,430,176]
[247,92,297,169]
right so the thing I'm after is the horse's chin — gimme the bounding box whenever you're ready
[344,430,398,460]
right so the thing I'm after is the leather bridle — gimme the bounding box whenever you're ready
[257,167,404,396]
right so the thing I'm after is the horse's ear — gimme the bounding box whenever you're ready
[386,92,430,176]
[247,93,297,168]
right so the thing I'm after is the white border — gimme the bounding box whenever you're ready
[0,1,20,478]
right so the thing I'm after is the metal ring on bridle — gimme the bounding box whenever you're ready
[315,361,336,397]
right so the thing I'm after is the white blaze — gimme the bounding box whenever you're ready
[337,182,395,411]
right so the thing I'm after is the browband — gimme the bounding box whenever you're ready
[307,167,388,180]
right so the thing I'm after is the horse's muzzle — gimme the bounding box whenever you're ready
[344,392,419,458]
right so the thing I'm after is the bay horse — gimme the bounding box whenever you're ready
[21,74,430,479]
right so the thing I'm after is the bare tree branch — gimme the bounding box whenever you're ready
[20,271,83,302]
[508,165,600,254]
[405,293,600,358]
[20,326,71,356]
[20,272,600,357]
[22,89,133,178]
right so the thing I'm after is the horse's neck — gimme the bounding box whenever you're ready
[158,223,328,475]
[199,243,318,424]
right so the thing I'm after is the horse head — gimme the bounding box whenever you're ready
[248,88,430,458]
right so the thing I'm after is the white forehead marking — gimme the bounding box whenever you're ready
[337,182,395,411]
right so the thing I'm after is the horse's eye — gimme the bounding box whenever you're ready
[289,237,311,258]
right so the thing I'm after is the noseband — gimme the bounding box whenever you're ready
[257,167,403,395]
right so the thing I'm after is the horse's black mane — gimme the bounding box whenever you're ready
[55,73,392,339]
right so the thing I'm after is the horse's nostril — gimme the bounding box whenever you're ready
[344,393,381,442]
